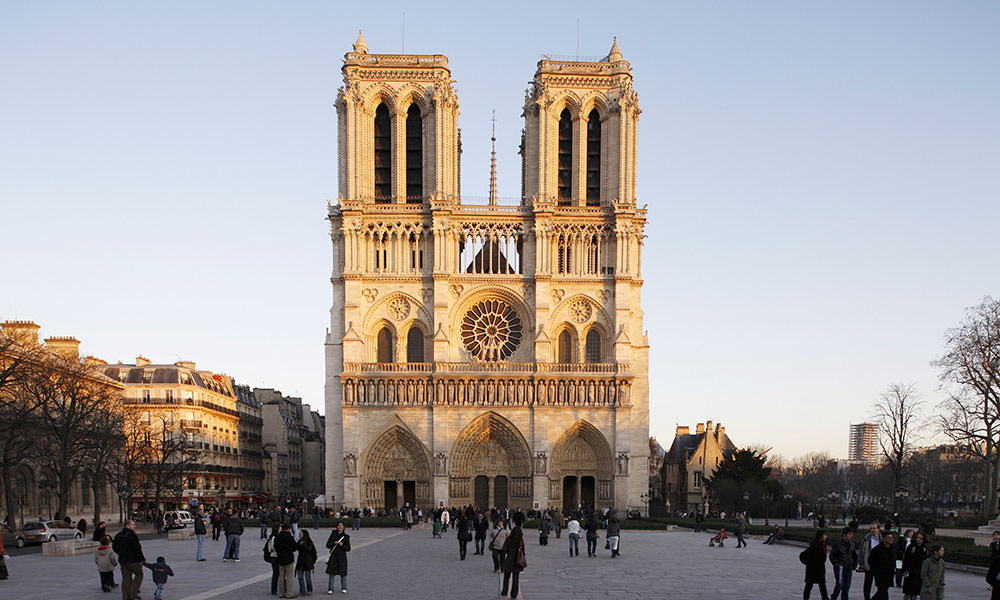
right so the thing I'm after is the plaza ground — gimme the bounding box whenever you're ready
[1,524,991,599]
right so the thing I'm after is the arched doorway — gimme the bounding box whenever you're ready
[361,425,432,512]
[449,412,532,509]
[549,421,614,512]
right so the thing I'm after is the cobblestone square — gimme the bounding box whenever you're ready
[1,526,990,599]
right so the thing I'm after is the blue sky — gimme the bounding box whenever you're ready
[1,1,998,459]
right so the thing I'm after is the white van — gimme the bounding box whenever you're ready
[163,510,195,529]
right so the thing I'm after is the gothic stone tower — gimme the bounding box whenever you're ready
[325,34,648,514]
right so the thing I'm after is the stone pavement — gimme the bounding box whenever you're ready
[0,525,992,599]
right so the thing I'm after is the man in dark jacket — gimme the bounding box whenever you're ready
[829,527,857,600]
[113,520,145,600]
[268,506,282,538]
[221,508,244,562]
[194,507,207,561]
[866,531,895,600]
[274,524,297,598]
[987,536,1000,600]
[473,511,489,555]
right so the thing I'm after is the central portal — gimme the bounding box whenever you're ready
[474,476,489,507]
[448,412,533,508]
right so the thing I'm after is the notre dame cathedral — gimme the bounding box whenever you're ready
[324,32,648,514]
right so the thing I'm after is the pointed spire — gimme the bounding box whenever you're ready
[606,36,622,62]
[489,110,498,206]
[353,29,368,54]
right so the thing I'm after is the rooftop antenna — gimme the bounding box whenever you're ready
[489,109,498,206]
[576,18,580,60]
[401,12,405,53]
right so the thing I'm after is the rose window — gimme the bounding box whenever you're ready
[460,299,523,361]
[570,300,593,323]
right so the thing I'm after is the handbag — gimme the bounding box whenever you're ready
[488,529,501,552]
[516,543,527,569]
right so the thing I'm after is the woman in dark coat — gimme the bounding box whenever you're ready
[803,529,829,600]
[456,514,471,560]
[92,521,107,542]
[296,529,318,597]
[500,525,525,599]
[325,521,351,594]
[902,531,928,600]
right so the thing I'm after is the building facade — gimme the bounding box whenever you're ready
[325,35,649,513]
[104,359,258,508]
[848,423,878,464]
[663,421,736,514]
[258,389,325,503]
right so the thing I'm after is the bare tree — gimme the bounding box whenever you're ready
[141,410,200,512]
[0,334,45,527]
[873,382,922,507]
[81,401,126,524]
[26,356,124,519]
[108,411,151,524]
[933,296,1000,514]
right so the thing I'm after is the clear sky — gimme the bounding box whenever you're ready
[2,1,998,460]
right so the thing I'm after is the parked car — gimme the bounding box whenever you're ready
[0,523,26,548]
[22,520,83,544]
[163,510,194,529]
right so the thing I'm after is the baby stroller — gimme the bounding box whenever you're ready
[709,528,728,547]
[432,520,443,538]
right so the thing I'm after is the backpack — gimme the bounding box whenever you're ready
[263,537,274,563]
[799,548,811,565]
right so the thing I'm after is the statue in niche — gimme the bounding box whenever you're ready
[616,453,630,476]
[434,453,447,476]
[344,454,357,476]
[534,452,547,474]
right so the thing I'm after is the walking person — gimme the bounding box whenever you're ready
[221,508,243,562]
[988,537,1000,600]
[325,521,351,594]
[113,520,146,600]
[296,530,318,597]
[211,510,223,541]
[274,524,297,598]
[95,535,119,592]
[142,556,173,600]
[554,509,563,539]
[457,513,471,560]
[260,508,269,540]
[313,505,321,531]
[867,531,896,600]
[489,517,509,572]
[264,530,281,596]
[803,529,830,600]
[902,531,928,600]
[352,508,361,531]
[474,511,489,555]
[538,513,549,546]
[290,508,300,541]
[858,522,881,600]
[566,514,581,557]
[606,514,621,557]
[919,545,944,600]
[584,513,599,557]
[194,508,207,561]
[694,511,704,533]
[735,512,748,549]
[897,529,914,587]
[500,524,526,599]
[93,520,108,542]
[829,527,857,600]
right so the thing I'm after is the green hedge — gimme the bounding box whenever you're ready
[242,517,414,528]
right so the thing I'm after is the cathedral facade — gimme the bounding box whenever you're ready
[324,34,649,514]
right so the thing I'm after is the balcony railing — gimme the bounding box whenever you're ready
[180,419,202,430]
[341,362,630,377]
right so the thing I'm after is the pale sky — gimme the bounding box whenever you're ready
[2,1,998,460]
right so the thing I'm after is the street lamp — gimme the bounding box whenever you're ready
[784,493,793,527]
[743,491,750,515]
[894,487,910,520]
[763,493,773,526]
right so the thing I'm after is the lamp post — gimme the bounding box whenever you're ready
[784,493,792,527]
[829,491,840,524]
[639,493,650,518]
[764,493,773,526]
[743,491,750,516]
[894,487,910,520]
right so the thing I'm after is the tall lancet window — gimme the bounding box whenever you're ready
[557,109,572,205]
[558,330,573,363]
[405,104,423,203]
[374,103,392,203]
[586,109,601,206]
[585,329,602,363]
[376,327,394,363]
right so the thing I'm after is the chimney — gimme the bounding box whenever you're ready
[136,356,151,367]
[83,355,107,367]
[718,425,726,437]
[45,336,81,361]
[695,422,705,435]
[705,420,713,433]
[176,361,197,370]
[1,320,41,346]
[675,426,690,436]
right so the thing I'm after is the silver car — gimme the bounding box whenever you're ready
[22,520,83,544]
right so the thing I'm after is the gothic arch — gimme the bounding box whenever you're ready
[364,292,431,345]
[395,84,432,117]
[582,322,609,363]
[449,412,533,506]
[550,294,611,341]
[579,92,611,121]
[360,84,399,116]
[552,322,578,363]
[361,422,432,510]
[549,420,614,509]
[549,91,582,119]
